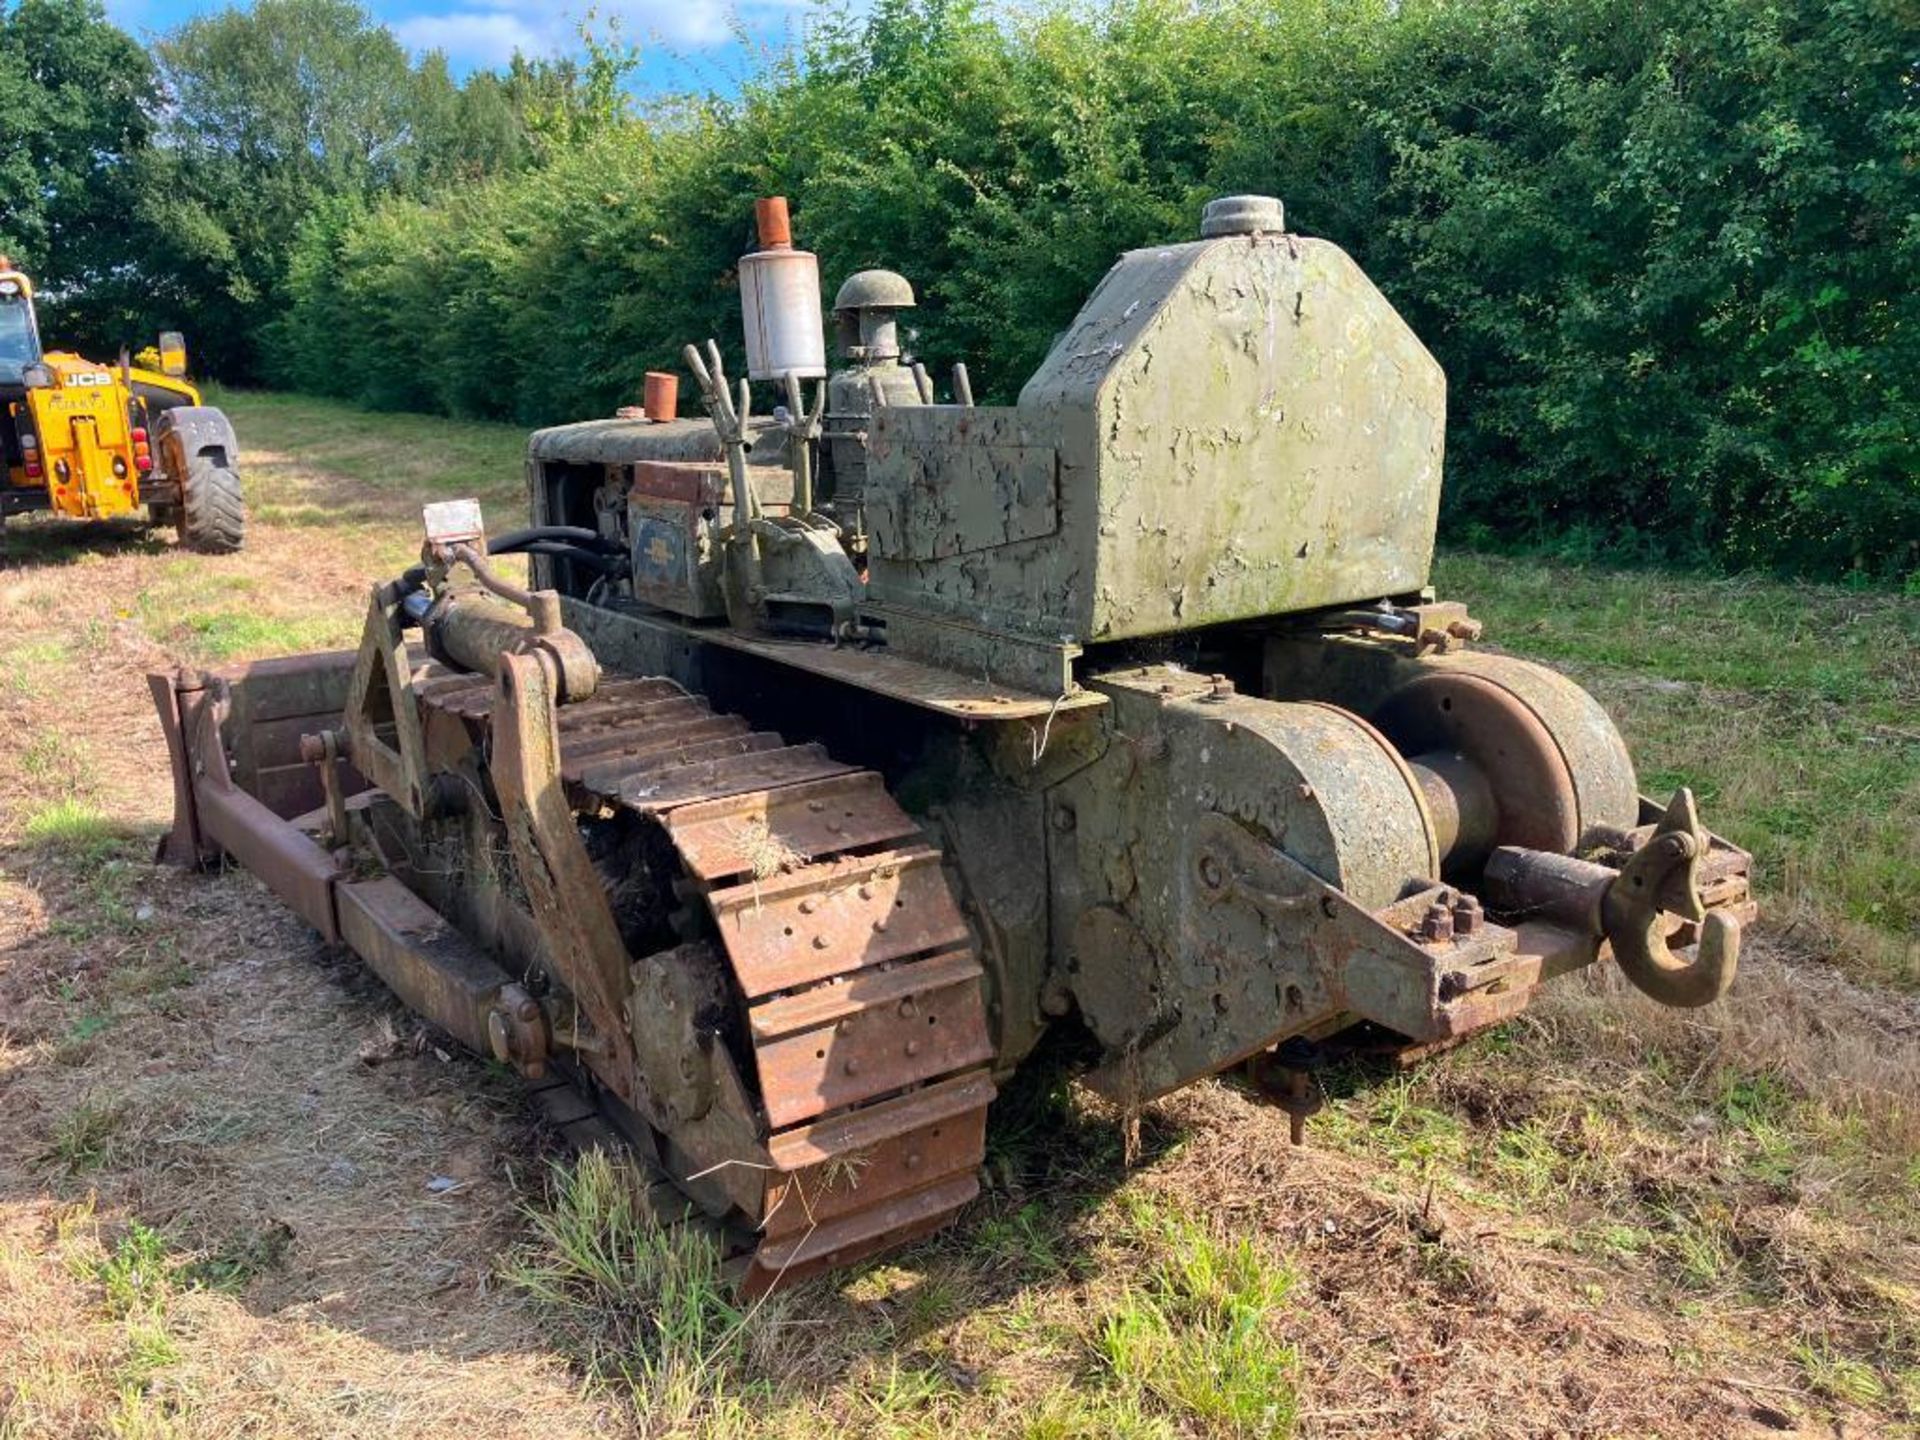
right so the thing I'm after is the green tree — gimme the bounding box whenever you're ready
[0,0,155,350]
[140,0,435,375]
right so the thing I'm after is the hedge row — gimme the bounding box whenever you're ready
[270,0,1919,580]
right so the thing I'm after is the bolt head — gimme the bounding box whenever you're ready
[1420,900,1455,941]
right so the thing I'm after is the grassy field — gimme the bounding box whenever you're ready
[0,388,1915,1439]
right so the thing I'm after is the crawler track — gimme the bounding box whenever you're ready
[419,673,997,1292]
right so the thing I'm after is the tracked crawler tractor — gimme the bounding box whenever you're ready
[153,196,1753,1292]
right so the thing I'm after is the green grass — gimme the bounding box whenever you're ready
[502,1150,1302,1440]
[44,1097,125,1173]
[501,1149,758,1419]
[213,385,529,522]
[1095,1201,1297,1437]
[91,1223,173,1318]
[21,799,120,854]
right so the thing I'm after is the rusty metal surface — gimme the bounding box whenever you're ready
[765,1070,996,1172]
[558,712,748,770]
[486,651,643,1106]
[616,743,857,813]
[1422,651,1640,845]
[697,616,1104,719]
[576,733,784,795]
[526,414,772,466]
[763,1094,989,1239]
[178,680,343,942]
[336,876,509,1056]
[745,1171,979,1294]
[707,846,970,998]
[666,772,920,882]
[752,957,991,1128]
[1374,670,1580,857]
[149,671,208,867]
[446,660,1002,1291]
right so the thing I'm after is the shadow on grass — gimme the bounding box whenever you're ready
[0,515,171,568]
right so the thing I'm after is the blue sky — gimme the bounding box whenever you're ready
[103,0,833,89]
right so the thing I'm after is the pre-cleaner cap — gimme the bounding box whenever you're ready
[1200,195,1286,238]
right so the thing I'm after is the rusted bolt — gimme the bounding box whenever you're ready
[858,883,874,900]
[812,935,830,950]
[843,1059,860,1077]
[798,897,817,915]
[1052,806,1077,833]
[1158,682,1176,694]
[1447,618,1485,642]
[299,733,326,764]
[1205,673,1233,701]
[1297,782,1314,801]
[905,1039,921,1057]
[897,997,917,1019]
[1420,901,1455,942]
[806,799,826,813]
[1198,853,1227,893]
[872,917,889,933]
[1452,893,1483,936]
[905,1152,924,1171]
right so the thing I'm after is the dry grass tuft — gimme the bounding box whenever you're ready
[727,819,810,882]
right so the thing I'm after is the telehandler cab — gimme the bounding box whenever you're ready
[0,257,245,552]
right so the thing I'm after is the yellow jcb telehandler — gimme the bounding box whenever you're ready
[0,256,245,552]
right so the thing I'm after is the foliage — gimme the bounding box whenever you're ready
[6,0,1913,578]
[263,0,1918,581]
[1362,0,1920,576]
[0,0,156,345]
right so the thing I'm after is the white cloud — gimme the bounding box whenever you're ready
[394,0,753,70]
[392,10,546,67]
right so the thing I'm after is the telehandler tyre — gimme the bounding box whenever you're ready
[155,406,245,554]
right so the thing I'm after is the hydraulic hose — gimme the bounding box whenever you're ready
[388,529,627,621]
[490,524,622,555]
